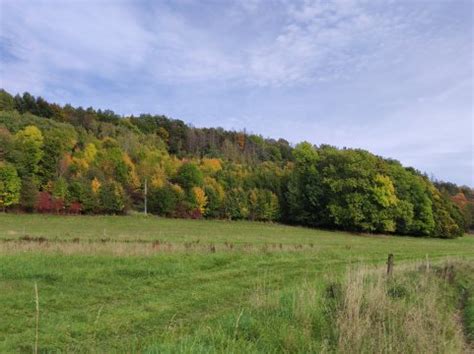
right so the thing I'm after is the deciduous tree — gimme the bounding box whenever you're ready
[0,163,21,211]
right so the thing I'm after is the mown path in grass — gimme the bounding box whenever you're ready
[1,214,473,351]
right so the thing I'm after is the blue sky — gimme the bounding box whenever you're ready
[0,0,472,186]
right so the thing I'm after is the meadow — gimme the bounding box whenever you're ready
[1,214,473,352]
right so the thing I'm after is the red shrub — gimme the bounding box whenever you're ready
[172,203,202,219]
[172,203,189,219]
[52,198,65,214]
[68,201,82,214]
[189,209,203,219]
[36,192,53,213]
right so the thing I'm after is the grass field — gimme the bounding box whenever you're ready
[1,214,473,352]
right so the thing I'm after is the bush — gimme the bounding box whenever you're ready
[36,191,65,214]
[99,181,126,214]
[148,184,181,216]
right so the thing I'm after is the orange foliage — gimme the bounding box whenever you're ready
[59,154,73,175]
[201,158,222,174]
[236,133,245,150]
[452,192,468,208]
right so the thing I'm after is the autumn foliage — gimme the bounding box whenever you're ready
[0,89,471,238]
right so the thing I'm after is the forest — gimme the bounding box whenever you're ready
[0,89,472,238]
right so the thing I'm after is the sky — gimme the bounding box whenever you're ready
[0,0,473,186]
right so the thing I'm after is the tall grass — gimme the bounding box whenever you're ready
[148,260,472,353]
[335,264,465,353]
[34,282,39,354]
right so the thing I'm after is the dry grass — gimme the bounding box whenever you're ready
[0,239,320,256]
[335,262,466,354]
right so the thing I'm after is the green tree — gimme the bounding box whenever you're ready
[223,188,248,220]
[97,147,138,190]
[13,125,44,178]
[0,127,13,162]
[249,188,279,221]
[53,177,68,200]
[99,181,126,214]
[20,177,39,212]
[67,179,99,214]
[0,163,21,211]
[175,162,203,190]
[430,187,464,238]
[148,184,180,216]
[285,142,323,225]
[38,127,77,185]
[288,146,406,233]
[387,162,435,235]
[369,174,398,232]
[0,89,15,111]
[203,184,223,218]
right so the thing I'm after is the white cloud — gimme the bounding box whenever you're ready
[0,0,425,88]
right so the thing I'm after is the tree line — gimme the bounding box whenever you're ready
[0,89,472,238]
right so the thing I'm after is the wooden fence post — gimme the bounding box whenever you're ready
[387,253,394,276]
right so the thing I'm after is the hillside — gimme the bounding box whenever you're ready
[0,89,473,238]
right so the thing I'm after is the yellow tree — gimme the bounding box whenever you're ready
[84,143,98,163]
[201,158,222,175]
[192,186,207,214]
[122,153,140,190]
[91,177,101,194]
[71,156,89,176]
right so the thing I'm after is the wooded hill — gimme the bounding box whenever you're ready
[0,89,472,238]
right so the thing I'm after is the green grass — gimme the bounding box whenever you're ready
[453,262,474,343]
[466,293,474,342]
[0,214,473,352]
